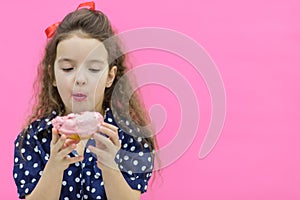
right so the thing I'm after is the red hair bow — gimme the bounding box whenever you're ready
[44,1,96,38]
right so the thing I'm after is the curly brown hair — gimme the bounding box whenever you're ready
[19,8,158,156]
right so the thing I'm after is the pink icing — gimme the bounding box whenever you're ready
[51,111,103,139]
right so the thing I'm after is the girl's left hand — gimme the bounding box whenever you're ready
[88,122,121,171]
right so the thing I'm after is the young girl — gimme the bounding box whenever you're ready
[13,2,157,199]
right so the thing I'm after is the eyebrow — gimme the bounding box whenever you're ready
[56,58,106,64]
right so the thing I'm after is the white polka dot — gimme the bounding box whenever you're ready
[14,157,18,163]
[144,185,148,190]
[123,143,128,148]
[64,197,69,200]
[75,162,80,167]
[31,178,36,183]
[34,146,39,152]
[130,177,136,181]
[137,127,140,132]
[116,154,120,159]
[14,173,17,179]
[27,155,32,161]
[148,157,152,162]
[25,188,29,194]
[95,172,101,179]
[91,188,96,193]
[128,170,133,175]
[133,160,138,165]
[20,179,25,184]
[69,186,73,192]
[125,120,130,125]
[108,118,113,122]
[39,171,43,176]
[141,166,147,171]
[33,163,38,168]
[129,138,133,143]
[120,165,124,169]
[44,155,49,160]
[83,195,88,199]
[137,137,142,142]
[16,142,19,147]
[27,134,31,140]
[100,181,104,186]
[96,196,101,199]
[21,148,25,153]
[62,181,67,186]
[86,148,91,153]
[68,170,72,176]
[77,194,81,198]
[130,146,136,151]
[25,170,29,176]
[75,177,80,182]
[19,163,23,169]
[86,171,91,176]
[124,155,129,160]
[144,143,149,148]
[26,141,30,145]
[42,138,47,143]
[89,156,93,161]
[139,152,144,156]
[137,184,141,189]
[86,186,90,191]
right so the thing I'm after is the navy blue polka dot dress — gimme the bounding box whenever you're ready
[13,108,154,199]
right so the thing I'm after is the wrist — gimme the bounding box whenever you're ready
[45,160,65,175]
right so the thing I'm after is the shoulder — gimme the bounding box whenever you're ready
[15,111,57,145]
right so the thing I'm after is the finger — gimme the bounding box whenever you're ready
[101,122,119,132]
[64,138,80,148]
[58,143,77,157]
[64,155,84,165]
[93,133,113,149]
[52,134,67,152]
[88,146,119,170]
[98,126,119,146]
[51,128,59,145]
[88,145,106,156]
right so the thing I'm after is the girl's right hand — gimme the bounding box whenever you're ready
[47,128,83,172]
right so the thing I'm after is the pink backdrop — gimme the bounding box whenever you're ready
[1,0,299,199]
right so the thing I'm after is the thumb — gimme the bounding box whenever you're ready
[51,127,59,145]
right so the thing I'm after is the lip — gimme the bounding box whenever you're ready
[72,92,87,102]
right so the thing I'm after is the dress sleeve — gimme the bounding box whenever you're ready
[13,129,46,199]
[115,131,154,193]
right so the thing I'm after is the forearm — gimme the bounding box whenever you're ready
[25,162,64,200]
[101,165,140,200]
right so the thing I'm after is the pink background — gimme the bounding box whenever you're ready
[1,0,299,199]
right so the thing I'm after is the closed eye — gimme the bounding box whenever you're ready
[62,68,74,72]
[89,68,101,73]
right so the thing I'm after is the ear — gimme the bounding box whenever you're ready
[106,66,117,88]
[48,65,57,87]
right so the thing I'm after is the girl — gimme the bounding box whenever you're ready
[13,2,157,200]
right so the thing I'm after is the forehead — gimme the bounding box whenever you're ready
[56,36,108,63]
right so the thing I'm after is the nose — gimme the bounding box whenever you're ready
[75,70,87,86]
